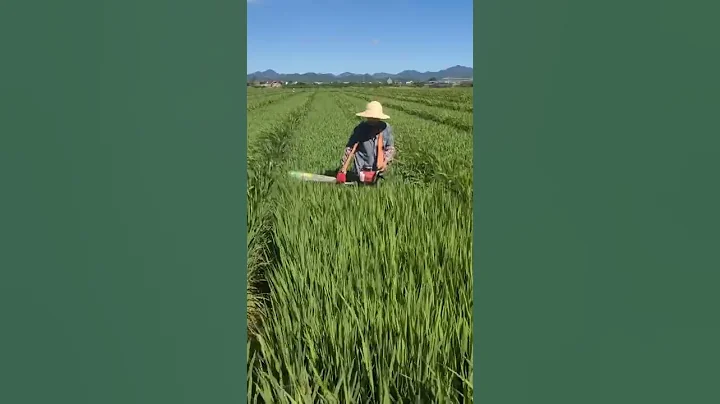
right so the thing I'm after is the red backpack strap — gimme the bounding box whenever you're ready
[341,143,358,173]
[376,129,385,169]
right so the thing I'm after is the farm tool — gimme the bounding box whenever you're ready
[288,169,384,185]
[288,140,386,185]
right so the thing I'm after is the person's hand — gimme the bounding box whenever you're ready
[336,171,346,183]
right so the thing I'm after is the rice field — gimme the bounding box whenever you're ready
[247,86,473,403]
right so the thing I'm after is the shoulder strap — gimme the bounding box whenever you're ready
[376,128,385,169]
[341,143,358,173]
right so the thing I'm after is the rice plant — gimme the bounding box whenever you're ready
[247,88,473,403]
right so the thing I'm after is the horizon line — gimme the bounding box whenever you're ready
[247,65,473,76]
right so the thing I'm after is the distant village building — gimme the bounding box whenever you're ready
[440,77,473,86]
[387,78,393,84]
[259,80,283,88]
[425,77,472,87]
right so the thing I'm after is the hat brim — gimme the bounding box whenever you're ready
[355,111,390,120]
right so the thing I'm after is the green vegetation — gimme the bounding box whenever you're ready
[247,87,473,403]
[346,87,473,113]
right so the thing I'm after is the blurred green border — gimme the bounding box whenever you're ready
[1,1,247,403]
[4,0,720,402]
[475,0,720,403]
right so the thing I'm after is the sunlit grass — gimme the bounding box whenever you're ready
[247,89,473,403]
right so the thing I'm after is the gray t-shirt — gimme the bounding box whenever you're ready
[345,121,395,172]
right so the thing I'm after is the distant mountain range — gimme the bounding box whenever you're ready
[247,65,473,83]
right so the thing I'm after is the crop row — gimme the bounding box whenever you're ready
[347,88,473,112]
[248,89,473,403]
[338,90,473,133]
[247,92,314,142]
[248,87,285,97]
[365,87,473,104]
[247,91,306,112]
[246,91,316,335]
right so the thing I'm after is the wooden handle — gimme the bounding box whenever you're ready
[341,143,358,173]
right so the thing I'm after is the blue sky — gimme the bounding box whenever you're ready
[247,0,473,75]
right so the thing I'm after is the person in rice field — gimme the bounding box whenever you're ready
[336,101,396,184]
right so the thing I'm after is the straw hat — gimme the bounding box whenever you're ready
[355,101,390,120]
